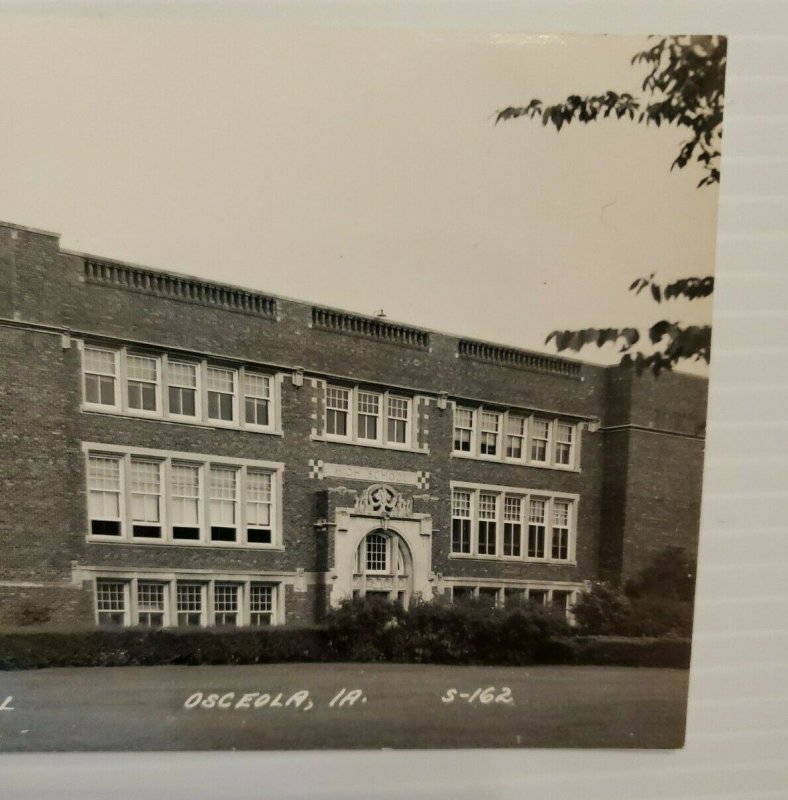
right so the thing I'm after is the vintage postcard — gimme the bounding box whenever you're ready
[0,17,725,751]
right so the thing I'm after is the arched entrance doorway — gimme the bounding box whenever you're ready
[353,528,414,607]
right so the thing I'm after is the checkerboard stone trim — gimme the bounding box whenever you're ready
[416,470,430,490]
[308,459,325,480]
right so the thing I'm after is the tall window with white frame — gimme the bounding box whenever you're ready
[137,582,166,627]
[87,454,123,536]
[503,496,523,557]
[206,366,236,422]
[167,360,198,418]
[243,372,271,428]
[387,396,410,444]
[250,584,274,626]
[246,470,273,544]
[528,498,547,558]
[356,391,380,442]
[554,422,574,466]
[325,386,350,437]
[214,584,239,626]
[451,490,472,554]
[177,583,204,627]
[83,347,118,408]
[453,408,473,452]
[552,500,571,560]
[365,532,388,572]
[479,412,500,456]
[506,415,526,459]
[127,354,159,413]
[130,459,162,539]
[530,420,550,463]
[170,462,201,541]
[477,493,498,555]
[209,467,238,542]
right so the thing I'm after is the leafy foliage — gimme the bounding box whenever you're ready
[497,36,725,374]
[624,547,697,602]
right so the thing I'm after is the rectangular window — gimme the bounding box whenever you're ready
[246,470,272,544]
[504,587,527,607]
[528,498,546,558]
[451,490,472,554]
[326,386,350,437]
[551,590,573,619]
[452,586,475,604]
[171,463,200,540]
[127,354,159,412]
[479,412,500,456]
[209,467,237,542]
[453,408,473,452]
[167,361,197,418]
[478,587,499,609]
[214,584,239,626]
[84,347,118,408]
[529,589,548,606]
[250,584,274,626]
[176,583,204,627]
[386,396,410,444]
[503,496,522,557]
[477,493,497,555]
[551,500,571,560]
[207,366,236,422]
[88,455,123,536]
[130,459,162,539]
[530,419,550,463]
[96,579,127,625]
[244,372,271,428]
[365,534,388,572]
[137,582,165,627]
[356,391,380,441]
[506,415,526,459]
[555,423,574,466]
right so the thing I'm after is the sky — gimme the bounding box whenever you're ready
[0,13,719,370]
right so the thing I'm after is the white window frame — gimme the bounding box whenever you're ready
[87,453,126,539]
[125,352,162,417]
[83,443,283,550]
[91,573,283,628]
[449,481,578,564]
[82,346,121,412]
[450,402,579,471]
[129,458,164,540]
[323,385,417,450]
[447,581,581,621]
[78,342,281,435]
[450,489,473,555]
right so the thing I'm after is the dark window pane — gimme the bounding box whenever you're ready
[133,525,162,538]
[141,384,157,411]
[211,526,236,542]
[247,528,272,544]
[173,526,200,540]
[91,519,121,536]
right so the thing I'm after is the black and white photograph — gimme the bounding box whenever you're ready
[0,13,729,754]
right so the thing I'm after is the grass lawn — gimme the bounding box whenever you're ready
[0,663,688,751]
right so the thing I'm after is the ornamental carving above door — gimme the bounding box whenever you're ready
[353,484,413,517]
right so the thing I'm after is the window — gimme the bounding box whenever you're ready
[387,396,410,444]
[452,584,578,614]
[210,467,237,542]
[506,415,526,459]
[479,412,500,456]
[451,490,472,554]
[324,386,416,448]
[530,419,550,463]
[96,580,127,625]
[551,590,572,619]
[477,493,497,555]
[168,361,198,418]
[529,589,548,606]
[357,391,380,441]
[250,584,274,626]
[555,423,574,466]
[528,498,547,558]
[137,582,165,627]
[171,463,200,540]
[83,347,118,408]
[81,345,279,432]
[94,576,282,627]
[214,584,239,626]
[88,455,123,536]
[85,446,281,548]
[246,470,272,544]
[127,354,159,412]
[207,366,236,422]
[552,500,570,560]
[503,496,522,557]
[365,533,388,572]
[130,459,162,539]
[326,386,350,437]
[244,372,271,428]
[450,484,575,563]
[453,408,473,452]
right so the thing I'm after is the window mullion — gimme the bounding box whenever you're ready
[239,466,247,547]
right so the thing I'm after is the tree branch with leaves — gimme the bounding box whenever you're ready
[497,35,726,374]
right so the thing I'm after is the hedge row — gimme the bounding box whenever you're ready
[0,601,691,670]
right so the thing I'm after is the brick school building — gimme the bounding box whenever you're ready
[0,221,707,628]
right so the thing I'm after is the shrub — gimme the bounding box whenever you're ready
[571,582,631,635]
[625,597,694,637]
[625,547,697,602]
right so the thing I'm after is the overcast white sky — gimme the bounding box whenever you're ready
[0,14,719,369]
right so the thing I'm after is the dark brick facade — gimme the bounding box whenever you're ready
[0,221,707,627]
